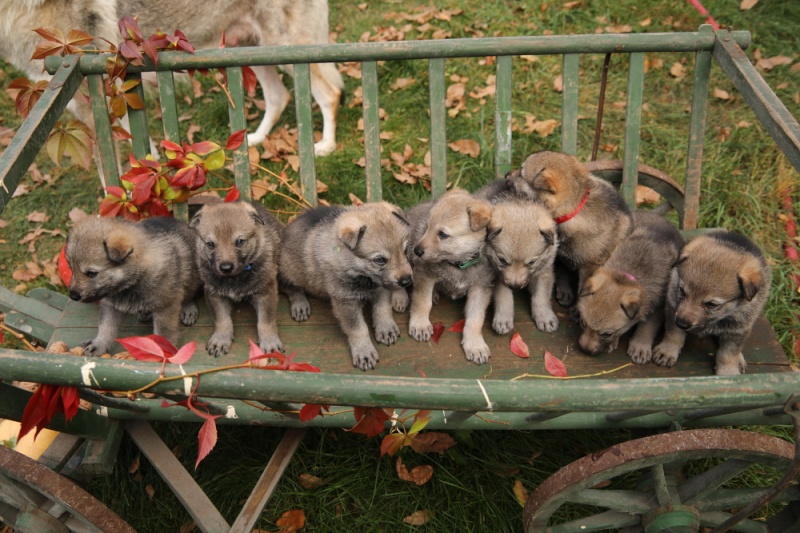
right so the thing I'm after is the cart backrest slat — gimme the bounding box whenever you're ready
[561,53,580,156]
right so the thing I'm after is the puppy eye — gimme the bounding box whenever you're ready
[235,238,246,248]
[206,241,216,251]
[525,260,536,268]
[498,257,509,267]
[373,256,387,266]
[438,230,449,240]
[85,270,98,279]
[704,301,718,309]
[677,286,686,298]
[601,332,613,339]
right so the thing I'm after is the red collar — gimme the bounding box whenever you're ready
[554,188,590,224]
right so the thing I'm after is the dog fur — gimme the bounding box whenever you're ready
[190,200,284,356]
[484,199,559,335]
[576,211,684,364]
[652,231,771,375]
[506,151,633,306]
[279,202,413,371]
[0,0,344,155]
[66,215,201,355]
[406,189,496,364]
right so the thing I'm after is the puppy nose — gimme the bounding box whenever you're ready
[219,262,234,273]
[507,282,526,291]
[398,275,412,288]
[414,246,424,257]
[579,342,599,356]
[69,290,81,301]
[675,317,692,330]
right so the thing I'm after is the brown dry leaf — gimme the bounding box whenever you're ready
[12,262,43,282]
[669,62,687,79]
[553,74,563,93]
[285,155,300,173]
[791,63,800,73]
[248,146,260,175]
[403,510,433,526]
[410,432,457,454]
[186,123,201,144]
[191,78,204,98]
[605,24,633,34]
[592,479,612,489]
[0,218,7,229]
[469,74,496,100]
[0,126,15,147]
[563,1,582,9]
[349,193,364,206]
[299,473,327,489]
[358,2,367,9]
[713,88,731,100]
[41,255,61,286]
[390,77,416,91]
[396,457,433,485]
[447,139,480,158]
[520,55,539,63]
[635,185,661,206]
[740,0,759,9]
[513,479,529,507]
[445,82,466,117]
[716,126,732,142]
[251,178,276,201]
[756,55,792,71]
[393,172,417,185]
[68,207,89,224]
[340,62,362,79]
[129,454,140,474]
[316,180,329,194]
[26,211,49,224]
[145,484,155,500]
[640,17,652,27]
[649,57,664,70]
[524,117,559,138]
[737,120,752,128]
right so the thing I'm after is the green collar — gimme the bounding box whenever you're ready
[453,253,483,270]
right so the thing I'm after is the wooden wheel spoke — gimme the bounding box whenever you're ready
[699,510,770,533]
[568,488,652,514]
[694,486,800,513]
[678,458,753,504]
[548,509,641,533]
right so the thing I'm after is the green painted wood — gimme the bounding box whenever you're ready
[561,54,580,155]
[226,66,252,201]
[293,63,317,206]
[50,31,752,76]
[87,74,120,188]
[712,30,800,173]
[81,420,123,475]
[682,26,714,231]
[156,70,188,220]
[125,73,150,160]
[569,489,651,514]
[0,58,82,216]
[361,61,383,202]
[495,55,513,178]
[429,58,447,198]
[0,286,63,326]
[4,311,54,344]
[621,52,645,208]
[26,288,69,312]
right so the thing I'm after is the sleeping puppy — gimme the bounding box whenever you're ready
[652,231,771,375]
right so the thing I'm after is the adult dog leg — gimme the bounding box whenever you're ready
[246,65,291,146]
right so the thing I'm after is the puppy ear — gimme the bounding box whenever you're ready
[337,212,367,250]
[673,252,688,269]
[242,202,265,225]
[620,287,643,320]
[467,199,492,232]
[540,227,556,247]
[579,270,606,297]
[104,231,133,264]
[533,168,558,194]
[392,208,410,226]
[486,222,502,242]
[738,259,762,301]
[189,209,203,229]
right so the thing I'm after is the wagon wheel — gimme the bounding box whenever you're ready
[523,429,798,533]
[0,445,134,533]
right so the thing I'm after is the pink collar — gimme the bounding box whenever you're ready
[554,188,590,224]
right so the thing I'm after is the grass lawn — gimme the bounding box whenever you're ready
[0,0,798,531]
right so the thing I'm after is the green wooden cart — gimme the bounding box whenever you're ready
[1,25,799,532]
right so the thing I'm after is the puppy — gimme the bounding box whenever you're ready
[406,189,495,364]
[576,211,684,364]
[279,202,413,371]
[484,199,559,335]
[652,231,771,375]
[1,0,344,155]
[190,200,284,356]
[66,215,201,356]
[506,151,632,305]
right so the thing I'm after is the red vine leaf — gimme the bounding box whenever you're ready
[380,432,408,457]
[276,509,305,532]
[510,332,530,358]
[31,27,94,59]
[224,186,240,203]
[350,406,391,438]
[195,417,218,469]
[431,321,445,343]
[409,432,457,454]
[544,350,568,377]
[18,384,81,441]
[299,403,329,422]
[448,319,465,332]
[225,129,246,151]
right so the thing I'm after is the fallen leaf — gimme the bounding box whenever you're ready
[349,193,364,206]
[431,321,445,344]
[669,63,687,79]
[544,351,568,377]
[0,219,8,229]
[299,473,327,489]
[0,126,15,146]
[639,17,652,27]
[737,120,752,128]
[605,24,632,34]
[410,432,457,454]
[129,454,140,474]
[390,77,416,91]
[396,457,433,485]
[26,211,49,223]
[522,116,559,138]
[635,185,661,206]
[553,74,563,93]
[145,484,155,500]
[12,262,43,282]
[251,178,275,201]
[563,1,582,9]
[276,509,305,532]
[740,0,759,9]
[68,207,89,224]
[713,88,731,100]
[513,479,529,507]
[756,55,792,71]
[447,139,480,158]
[403,510,433,526]
[510,333,530,358]
[448,319,465,332]
[248,145,260,175]
[186,123,201,144]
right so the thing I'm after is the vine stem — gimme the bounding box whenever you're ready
[510,363,633,381]
[0,322,39,352]
[123,362,256,396]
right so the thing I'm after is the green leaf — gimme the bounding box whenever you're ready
[203,149,225,171]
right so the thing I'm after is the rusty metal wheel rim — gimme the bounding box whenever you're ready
[523,429,794,533]
[0,445,135,532]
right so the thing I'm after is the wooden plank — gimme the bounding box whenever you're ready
[87,73,120,188]
[125,72,150,160]
[0,286,63,326]
[495,55,513,178]
[226,66,251,201]
[620,52,645,208]
[81,421,123,476]
[26,288,69,312]
[125,420,230,533]
[561,54,580,155]
[361,61,383,202]
[37,433,83,473]
[229,428,307,533]
[294,63,317,206]
[429,58,447,198]
[3,311,54,345]
[157,70,188,221]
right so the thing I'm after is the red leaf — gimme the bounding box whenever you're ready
[276,509,305,533]
[380,432,408,457]
[116,336,166,362]
[18,384,55,440]
[146,334,177,355]
[299,403,328,421]
[224,186,240,203]
[225,129,246,151]
[168,341,196,365]
[58,245,72,287]
[431,321,445,344]
[510,332,530,358]
[448,319,465,332]
[60,386,80,420]
[544,351,568,377]
[195,417,218,469]
[350,406,391,438]
[0,329,4,344]
[242,67,258,96]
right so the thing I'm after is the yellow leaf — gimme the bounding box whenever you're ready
[740,0,759,10]
[403,510,433,526]
[513,479,529,507]
[713,88,731,100]
[298,473,327,489]
[669,62,687,79]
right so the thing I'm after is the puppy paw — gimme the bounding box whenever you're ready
[533,309,559,333]
[290,300,311,322]
[555,284,575,307]
[652,342,680,367]
[568,306,582,324]
[351,343,379,371]
[207,333,233,357]
[462,338,490,365]
[492,316,514,335]
[375,321,400,346]
[715,353,747,376]
[409,318,433,342]
[81,338,112,357]
[391,289,409,313]
[628,342,653,365]
[259,335,285,354]
[180,302,198,326]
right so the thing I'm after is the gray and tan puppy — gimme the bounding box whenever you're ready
[506,151,632,306]
[484,200,559,334]
[576,211,684,364]
[279,202,413,371]
[406,189,496,364]
[66,215,201,356]
[652,231,771,375]
[190,201,284,356]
